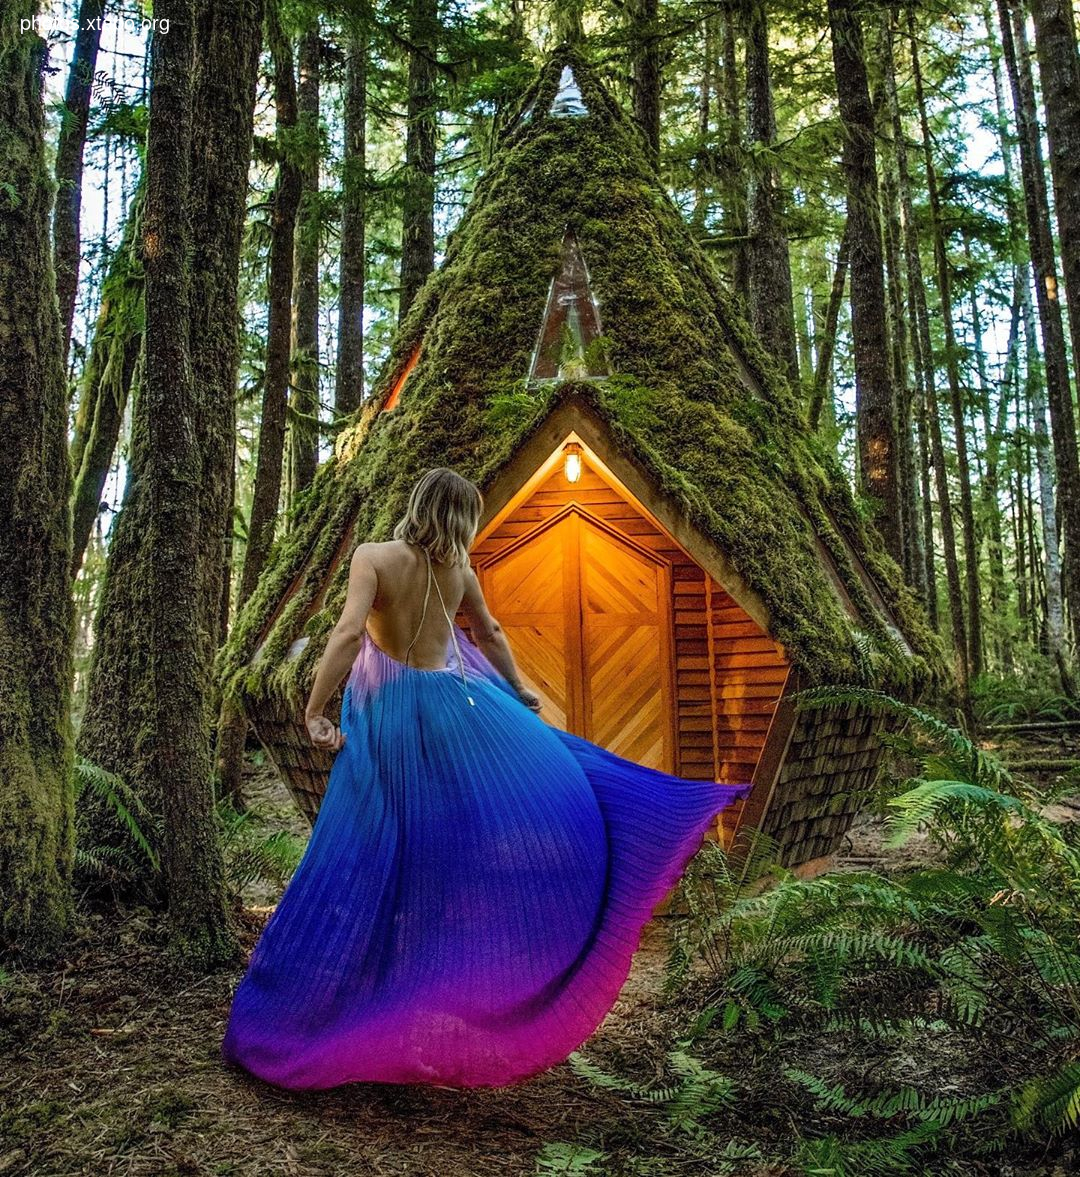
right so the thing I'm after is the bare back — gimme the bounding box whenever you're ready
[363,540,470,670]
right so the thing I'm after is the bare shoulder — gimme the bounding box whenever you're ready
[351,539,407,567]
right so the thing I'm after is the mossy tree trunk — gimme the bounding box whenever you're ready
[334,19,366,418]
[53,0,104,363]
[720,10,749,302]
[744,0,800,387]
[288,21,321,500]
[69,181,145,577]
[909,15,983,678]
[1007,0,1080,660]
[0,15,77,959]
[628,0,661,161]
[399,0,438,323]
[78,0,262,967]
[217,5,301,807]
[875,9,924,600]
[826,0,902,567]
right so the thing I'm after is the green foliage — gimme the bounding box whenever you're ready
[554,690,1080,1172]
[535,1142,608,1173]
[214,797,305,892]
[73,757,303,898]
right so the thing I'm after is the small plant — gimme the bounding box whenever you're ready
[215,796,304,894]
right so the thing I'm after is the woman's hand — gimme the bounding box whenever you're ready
[515,685,543,713]
[306,713,345,751]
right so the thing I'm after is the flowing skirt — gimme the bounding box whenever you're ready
[220,630,752,1090]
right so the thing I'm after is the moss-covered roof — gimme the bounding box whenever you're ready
[219,48,948,714]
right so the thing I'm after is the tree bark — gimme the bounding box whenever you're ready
[909,14,983,676]
[69,181,145,576]
[335,21,366,418]
[53,0,104,363]
[827,0,902,565]
[629,0,661,160]
[744,0,800,385]
[78,0,262,967]
[988,4,1065,672]
[875,9,923,594]
[809,220,849,430]
[217,5,301,807]
[720,9,749,302]
[289,22,320,498]
[399,0,437,323]
[1010,0,1080,657]
[0,16,76,959]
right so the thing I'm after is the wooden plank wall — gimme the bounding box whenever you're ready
[473,465,790,795]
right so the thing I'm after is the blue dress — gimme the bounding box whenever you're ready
[221,559,752,1089]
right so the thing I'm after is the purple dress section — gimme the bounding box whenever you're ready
[221,629,752,1089]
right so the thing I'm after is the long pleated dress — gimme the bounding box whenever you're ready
[221,560,753,1091]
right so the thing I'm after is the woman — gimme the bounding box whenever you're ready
[221,468,752,1090]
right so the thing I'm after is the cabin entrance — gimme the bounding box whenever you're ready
[480,506,675,771]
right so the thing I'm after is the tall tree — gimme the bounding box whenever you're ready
[876,9,924,596]
[1019,0,1080,655]
[78,0,263,966]
[335,18,367,417]
[744,0,800,384]
[217,5,302,806]
[289,21,321,498]
[399,0,438,322]
[826,0,902,565]
[988,4,1067,675]
[629,0,661,160]
[53,0,105,362]
[0,10,76,958]
[69,182,145,577]
[909,15,983,675]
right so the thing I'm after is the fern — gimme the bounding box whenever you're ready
[73,756,160,874]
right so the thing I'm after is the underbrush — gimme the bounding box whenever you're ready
[541,688,1080,1176]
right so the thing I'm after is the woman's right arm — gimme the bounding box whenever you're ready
[461,569,542,711]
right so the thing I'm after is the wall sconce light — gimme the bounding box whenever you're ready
[563,442,583,484]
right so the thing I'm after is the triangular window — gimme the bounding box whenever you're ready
[549,66,588,118]
[528,230,609,382]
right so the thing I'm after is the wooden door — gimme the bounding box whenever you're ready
[483,508,674,771]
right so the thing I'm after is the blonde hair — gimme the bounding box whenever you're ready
[393,468,482,566]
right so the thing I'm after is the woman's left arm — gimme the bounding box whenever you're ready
[304,546,378,749]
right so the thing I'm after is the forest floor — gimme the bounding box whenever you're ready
[2,733,1079,1177]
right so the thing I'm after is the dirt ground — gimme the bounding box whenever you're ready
[2,744,1077,1177]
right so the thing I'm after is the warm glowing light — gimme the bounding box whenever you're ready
[563,442,583,484]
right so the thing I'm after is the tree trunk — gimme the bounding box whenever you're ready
[988,4,1065,672]
[289,23,320,498]
[1010,0,1080,657]
[78,0,262,968]
[335,21,366,418]
[909,14,983,676]
[827,0,902,565]
[892,34,964,666]
[53,0,104,363]
[875,8,923,592]
[809,220,849,430]
[399,0,438,323]
[217,5,301,808]
[0,18,76,959]
[745,0,800,385]
[720,9,749,302]
[629,0,661,160]
[69,181,145,577]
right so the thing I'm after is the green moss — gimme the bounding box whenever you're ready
[219,48,947,718]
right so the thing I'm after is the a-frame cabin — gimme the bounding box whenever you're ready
[220,51,945,873]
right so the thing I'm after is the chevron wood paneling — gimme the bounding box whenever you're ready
[474,463,790,811]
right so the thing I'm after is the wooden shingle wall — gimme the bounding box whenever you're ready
[758,702,885,865]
